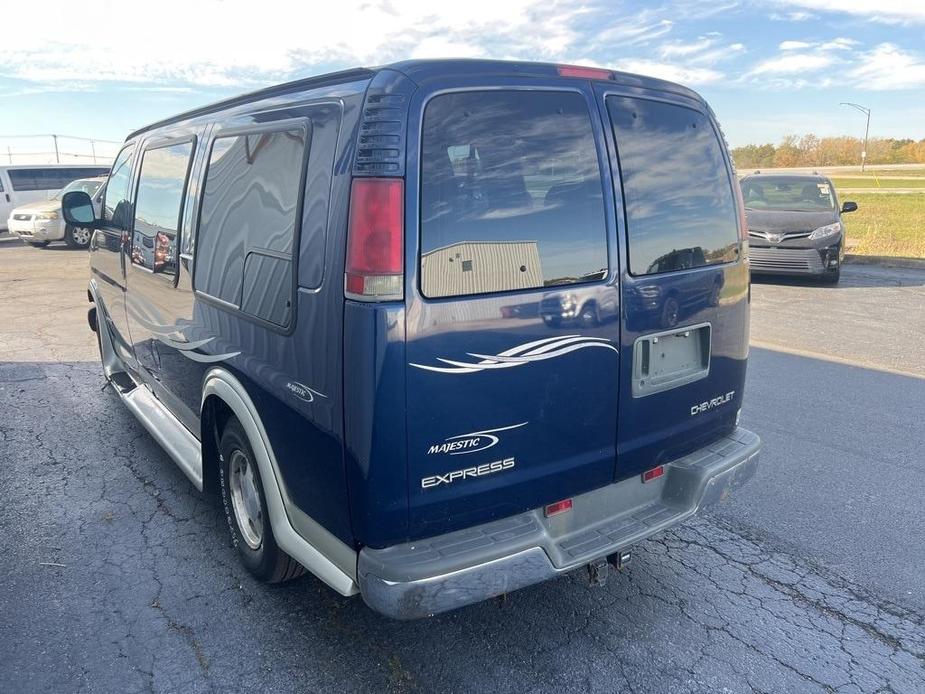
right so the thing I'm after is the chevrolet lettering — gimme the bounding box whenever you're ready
[691,391,736,416]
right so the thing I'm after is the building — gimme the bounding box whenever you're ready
[421,240,543,298]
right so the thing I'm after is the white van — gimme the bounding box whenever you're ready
[0,164,110,231]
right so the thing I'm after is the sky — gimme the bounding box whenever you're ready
[1,0,924,163]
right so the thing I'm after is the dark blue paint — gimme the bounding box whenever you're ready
[89,60,750,553]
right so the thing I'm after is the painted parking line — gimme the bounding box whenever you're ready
[751,338,925,381]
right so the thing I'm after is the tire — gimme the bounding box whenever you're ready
[219,417,305,583]
[660,296,680,328]
[821,266,841,285]
[579,302,600,327]
[64,224,92,249]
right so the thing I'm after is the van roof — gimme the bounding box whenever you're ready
[125,59,705,143]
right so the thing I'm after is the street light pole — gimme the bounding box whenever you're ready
[840,102,871,172]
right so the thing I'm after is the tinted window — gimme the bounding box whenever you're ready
[52,178,104,200]
[420,90,608,299]
[8,169,40,191]
[103,146,136,229]
[741,177,835,211]
[7,167,108,192]
[195,127,307,326]
[607,97,739,276]
[131,142,193,276]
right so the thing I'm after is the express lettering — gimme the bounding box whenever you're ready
[421,458,515,489]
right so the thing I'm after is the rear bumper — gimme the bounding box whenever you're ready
[358,427,760,619]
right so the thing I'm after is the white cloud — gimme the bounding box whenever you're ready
[769,11,815,21]
[820,37,859,51]
[849,43,925,89]
[656,36,744,67]
[779,37,857,51]
[659,38,715,59]
[615,60,723,85]
[749,53,835,75]
[770,1,925,23]
[0,0,598,87]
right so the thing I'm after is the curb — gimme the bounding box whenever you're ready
[844,254,925,270]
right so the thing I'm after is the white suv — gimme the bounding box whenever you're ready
[7,177,105,248]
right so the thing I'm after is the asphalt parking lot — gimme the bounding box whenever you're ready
[1,238,923,693]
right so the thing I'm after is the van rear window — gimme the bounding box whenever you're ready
[420,90,608,299]
[607,97,739,276]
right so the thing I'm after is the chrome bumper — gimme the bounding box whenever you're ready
[358,427,761,619]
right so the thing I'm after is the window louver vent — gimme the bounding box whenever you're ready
[353,70,416,177]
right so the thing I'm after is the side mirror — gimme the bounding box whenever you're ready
[841,201,858,214]
[61,190,98,227]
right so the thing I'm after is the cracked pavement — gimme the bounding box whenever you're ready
[1,239,923,693]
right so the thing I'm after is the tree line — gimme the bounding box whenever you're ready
[730,135,925,170]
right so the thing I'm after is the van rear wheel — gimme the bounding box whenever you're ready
[219,417,305,583]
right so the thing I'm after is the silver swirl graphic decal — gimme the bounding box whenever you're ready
[410,335,618,374]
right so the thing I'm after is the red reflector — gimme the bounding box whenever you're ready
[557,65,612,80]
[544,499,573,517]
[642,466,665,483]
[345,177,404,299]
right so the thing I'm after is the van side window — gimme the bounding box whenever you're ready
[103,145,136,230]
[195,127,308,327]
[420,91,608,299]
[607,97,739,276]
[131,141,194,277]
[8,169,39,191]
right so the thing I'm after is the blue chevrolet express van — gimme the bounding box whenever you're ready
[62,60,760,619]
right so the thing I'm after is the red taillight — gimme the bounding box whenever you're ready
[345,177,404,300]
[557,65,613,80]
[544,499,573,517]
[641,466,665,483]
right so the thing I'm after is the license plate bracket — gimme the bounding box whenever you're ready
[632,322,711,397]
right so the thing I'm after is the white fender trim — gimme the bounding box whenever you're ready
[202,368,359,597]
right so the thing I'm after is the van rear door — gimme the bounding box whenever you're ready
[600,89,750,476]
[404,85,621,539]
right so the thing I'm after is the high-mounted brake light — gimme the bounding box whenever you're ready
[345,178,404,300]
[557,65,613,80]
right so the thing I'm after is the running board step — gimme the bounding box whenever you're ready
[121,385,203,490]
[109,371,136,394]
